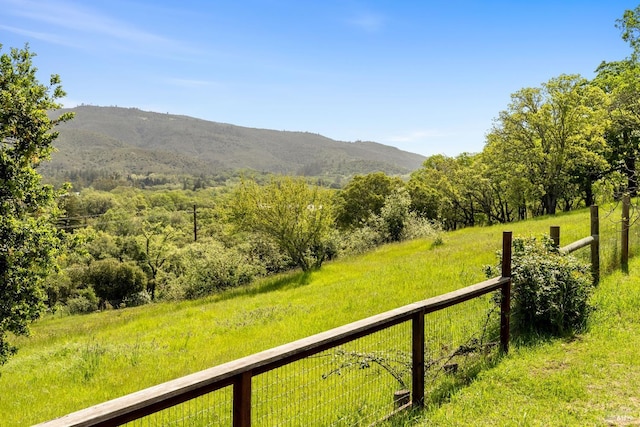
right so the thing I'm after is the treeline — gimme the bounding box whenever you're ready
[43,168,234,191]
[41,153,409,192]
[48,6,640,314]
[408,51,640,228]
[49,177,440,314]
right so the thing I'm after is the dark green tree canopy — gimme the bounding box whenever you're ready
[0,44,73,364]
[336,172,403,229]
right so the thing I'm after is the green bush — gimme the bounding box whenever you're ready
[44,270,75,309]
[403,216,442,241]
[338,225,381,256]
[377,188,412,242]
[238,234,296,274]
[486,235,594,337]
[337,190,440,257]
[83,258,147,305]
[179,240,263,299]
[121,290,152,308]
[66,287,99,314]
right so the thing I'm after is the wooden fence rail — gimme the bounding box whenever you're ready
[550,205,600,284]
[38,234,513,427]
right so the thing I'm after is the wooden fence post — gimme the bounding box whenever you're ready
[500,231,512,354]
[411,310,425,408]
[622,196,630,274]
[550,226,560,248]
[591,205,600,284]
[233,371,252,427]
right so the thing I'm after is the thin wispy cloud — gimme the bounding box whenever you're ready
[1,0,194,56]
[0,24,76,47]
[347,12,385,32]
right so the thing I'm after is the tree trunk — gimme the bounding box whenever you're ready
[584,180,594,207]
[543,193,557,215]
[625,156,637,197]
[518,205,526,220]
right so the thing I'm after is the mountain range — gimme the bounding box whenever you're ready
[43,106,426,182]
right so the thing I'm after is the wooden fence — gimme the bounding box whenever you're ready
[37,206,603,427]
[37,233,511,427]
[550,205,600,284]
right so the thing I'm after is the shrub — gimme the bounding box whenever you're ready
[83,258,147,305]
[377,188,412,242]
[66,287,99,314]
[486,235,594,337]
[403,215,442,241]
[180,240,263,299]
[238,234,296,274]
[121,290,152,308]
[338,225,381,256]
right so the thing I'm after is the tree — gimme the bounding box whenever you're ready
[617,5,640,61]
[485,74,609,215]
[231,176,335,272]
[335,172,403,229]
[0,44,73,364]
[83,258,147,305]
[595,61,640,197]
[592,5,640,197]
[408,154,480,229]
[137,220,179,300]
[479,144,531,220]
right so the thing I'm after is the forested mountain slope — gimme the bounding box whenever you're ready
[45,106,425,179]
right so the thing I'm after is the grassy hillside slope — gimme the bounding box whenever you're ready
[411,255,640,426]
[0,206,630,425]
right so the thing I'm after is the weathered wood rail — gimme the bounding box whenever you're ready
[37,234,513,427]
[550,205,600,284]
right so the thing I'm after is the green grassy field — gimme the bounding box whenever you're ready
[395,250,640,426]
[0,204,636,425]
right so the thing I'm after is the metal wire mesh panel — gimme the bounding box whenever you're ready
[51,277,505,426]
[122,385,233,427]
[422,293,499,406]
[252,321,412,426]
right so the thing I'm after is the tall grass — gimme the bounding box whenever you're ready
[1,204,635,425]
[399,246,640,426]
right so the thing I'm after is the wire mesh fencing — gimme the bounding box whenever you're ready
[121,386,233,427]
[114,290,500,427]
[422,293,500,408]
[253,321,412,426]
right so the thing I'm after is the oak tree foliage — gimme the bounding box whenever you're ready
[0,44,73,364]
[485,74,609,215]
[231,176,335,272]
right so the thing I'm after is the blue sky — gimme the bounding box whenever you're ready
[1,0,638,157]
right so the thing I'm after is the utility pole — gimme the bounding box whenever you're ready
[193,204,197,242]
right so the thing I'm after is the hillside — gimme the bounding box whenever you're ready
[1,207,614,426]
[43,106,426,181]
